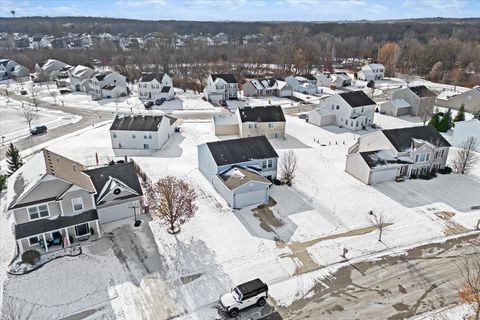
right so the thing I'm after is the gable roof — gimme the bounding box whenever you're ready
[217,167,271,191]
[408,85,436,98]
[205,136,278,166]
[139,72,165,83]
[94,72,110,81]
[102,84,116,90]
[297,74,316,81]
[381,126,450,152]
[238,106,285,123]
[110,114,176,131]
[339,91,375,107]
[212,73,237,83]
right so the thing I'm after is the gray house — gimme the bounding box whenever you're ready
[391,85,436,117]
[7,149,143,254]
[198,136,278,208]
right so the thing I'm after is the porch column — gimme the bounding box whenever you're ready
[42,233,48,252]
[64,228,70,247]
[95,220,101,238]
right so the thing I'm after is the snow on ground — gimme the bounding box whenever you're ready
[3,109,477,319]
[413,304,474,320]
[0,97,81,143]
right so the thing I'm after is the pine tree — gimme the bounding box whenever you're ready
[428,113,440,129]
[0,164,6,191]
[453,104,466,122]
[5,143,23,176]
[437,112,451,132]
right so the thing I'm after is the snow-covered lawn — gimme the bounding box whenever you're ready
[2,110,476,318]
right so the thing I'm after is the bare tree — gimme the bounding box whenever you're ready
[280,150,298,186]
[147,176,197,233]
[49,91,58,103]
[113,96,121,111]
[31,97,40,111]
[367,211,389,242]
[420,104,435,126]
[458,250,480,320]
[452,137,479,175]
[1,296,35,320]
[22,105,37,131]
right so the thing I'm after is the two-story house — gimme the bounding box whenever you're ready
[308,91,376,130]
[198,136,278,208]
[110,114,177,151]
[90,71,127,99]
[358,63,385,81]
[6,149,143,255]
[391,85,436,117]
[138,72,174,101]
[35,59,70,82]
[285,75,319,94]
[242,78,292,97]
[68,65,96,92]
[436,86,480,114]
[203,74,238,104]
[236,106,286,139]
[330,72,352,88]
[345,126,450,184]
[0,59,29,79]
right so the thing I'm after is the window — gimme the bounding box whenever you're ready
[118,143,122,148]
[143,133,148,139]
[112,132,117,138]
[267,159,273,168]
[29,236,39,246]
[268,123,273,128]
[262,160,267,169]
[132,134,136,139]
[143,143,150,149]
[28,204,49,220]
[336,105,340,110]
[71,198,84,212]
[415,153,430,162]
[148,133,152,139]
[426,153,430,161]
[75,223,90,237]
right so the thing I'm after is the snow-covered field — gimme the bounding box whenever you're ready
[2,110,479,319]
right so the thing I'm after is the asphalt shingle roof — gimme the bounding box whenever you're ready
[409,85,436,98]
[212,73,237,83]
[110,115,176,131]
[382,126,451,152]
[339,91,375,107]
[238,106,285,123]
[139,72,165,83]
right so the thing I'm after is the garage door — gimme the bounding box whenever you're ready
[98,201,137,224]
[370,168,398,184]
[233,189,267,209]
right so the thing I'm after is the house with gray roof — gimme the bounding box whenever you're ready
[236,106,286,139]
[6,149,143,255]
[391,85,437,117]
[203,73,239,104]
[0,59,29,79]
[198,136,278,208]
[138,72,174,101]
[110,114,177,151]
[243,78,292,97]
[90,71,127,100]
[345,126,450,184]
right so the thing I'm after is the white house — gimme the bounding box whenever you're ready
[345,126,450,184]
[198,136,278,208]
[330,72,352,87]
[138,72,174,101]
[35,59,70,81]
[110,114,177,151]
[0,59,29,79]
[68,65,96,92]
[203,74,238,104]
[90,71,127,99]
[358,63,385,81]
[308,91,376,130]
[452,119,480,147]
[285,75,318,94]
[315,72,332,87]
[243,78,292,97]
[436,86,480,114]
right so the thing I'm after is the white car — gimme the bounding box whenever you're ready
[219,278,268,318]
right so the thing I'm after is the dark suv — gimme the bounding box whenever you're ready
[30,125,47,135]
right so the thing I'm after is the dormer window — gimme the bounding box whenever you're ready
[28,204,49,220]
[72,197,84,212]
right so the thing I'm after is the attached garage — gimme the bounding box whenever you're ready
[369,167,399,184]
[233,187,268,209]
[97,200,139,224]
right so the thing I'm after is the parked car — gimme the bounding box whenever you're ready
[20,90,28,95]
[30,125,47,135]
[59,89,71,95]
[144,101,154,108]
[219,278,268,318]
[155,98,165,106]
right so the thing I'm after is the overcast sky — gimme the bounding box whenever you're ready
[1,0,478,21]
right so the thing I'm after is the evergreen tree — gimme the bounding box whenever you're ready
[453,104,465,122]
[428,113,440,129]
[437,111,452,132]
[5,143,23,176]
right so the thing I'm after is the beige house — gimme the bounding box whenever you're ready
[237,106,286,139]
[7,149,143,255]
[346,126,450,184]
[213,114,240,136]
[436,86,480,113]
[391,85,436,117]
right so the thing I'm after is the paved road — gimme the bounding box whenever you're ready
[278,234,480,320]
[0,88,115,160]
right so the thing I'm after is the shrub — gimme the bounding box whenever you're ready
[438,166,453,174]
[22,250,40,265]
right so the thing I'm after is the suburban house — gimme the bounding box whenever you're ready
[6,149,143,254]
[308,91,376,130]
[242,78,292,97]
[35,59,70,81]
[203,73,238,103]
[315,72,332,87]
[198,136,278,208]
[0,59,29,79]
[138,72,174,101]
[330,72,352,87]
[285,75,319,94]
[452,119,480,147]
[345,126,450,184]
[213,114,240,136]
[68,65,96,92]
[357,63,385,81]
[55,66,75,88]
[110,114,177,150]
[379,99,412,117]
[90,71,127,99]
[237,106,286,139]
[436,86,480,113]
[391,85,436,117]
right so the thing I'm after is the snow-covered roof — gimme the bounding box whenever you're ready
[363,63,384,71]
[71,65,94,78]
[213,114,237,126]
[359,149,413,169]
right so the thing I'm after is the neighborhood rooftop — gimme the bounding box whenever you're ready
[238,106,286,123]
[408,85,436,98]
[139,72,165,82]
[110,114,177,131]
[382,126,451,152]
[206,136,278,166]
[339,91,375,107]
[360,150,413,168]
[217,167,271,191]
[211,73,237,83]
